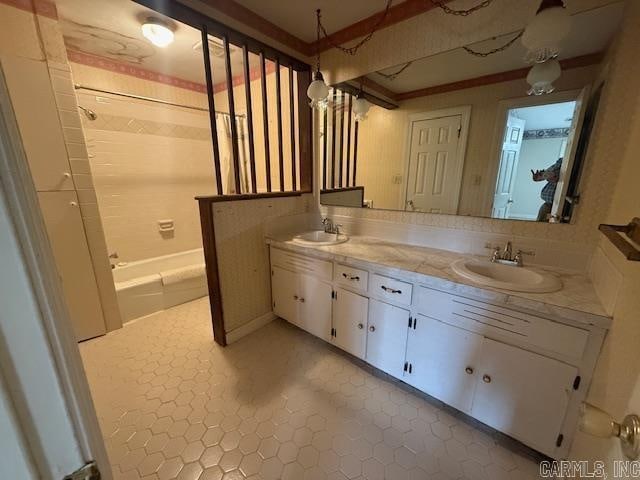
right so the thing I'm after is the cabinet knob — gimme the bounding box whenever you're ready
[299,297,305,303]
[69,201,78,207]
[293,295,298,300]
[369,325,376,332]
[465,367,474,375]
[63,172,71,179]
[482,374,492,383]
[357,323,364,329]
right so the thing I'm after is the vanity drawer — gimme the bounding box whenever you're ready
[416,287,588,360]
[270,247,332,281]
[334,264,368,291]
[370,274,412,306]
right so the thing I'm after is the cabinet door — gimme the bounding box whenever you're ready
[38,191,106,341]
[406,315,482,413]
[2,56,74,192]
[366,299,409,378]
[271,266,299,325]
[298,273,332,341]
[333,288,368,359]
[471,338,577,454]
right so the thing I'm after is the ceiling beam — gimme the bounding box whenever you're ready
[395,52,603,101]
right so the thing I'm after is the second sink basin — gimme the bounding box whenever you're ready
[292,230,349,246]
[451,258,562,293]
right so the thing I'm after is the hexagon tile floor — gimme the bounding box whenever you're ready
[80,297,544,480]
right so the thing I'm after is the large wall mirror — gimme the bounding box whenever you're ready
[319,2,623,223]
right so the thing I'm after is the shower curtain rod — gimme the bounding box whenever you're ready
[74,84,245,118]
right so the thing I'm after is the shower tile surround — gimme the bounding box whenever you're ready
[81,297,544,480]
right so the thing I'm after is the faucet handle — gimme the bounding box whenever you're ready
[334,224,343,235]
[517,249,536,256]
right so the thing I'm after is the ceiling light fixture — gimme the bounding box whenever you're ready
[141,18,175,48]
[352,88,371,121]
[307,9,330,110]
[526,58,561,95]
[522,0,572,63]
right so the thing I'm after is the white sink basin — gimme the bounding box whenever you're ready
[451,258,562,293]
[292,230,349,246]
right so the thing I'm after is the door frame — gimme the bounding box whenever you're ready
[0,66,111,478]
[401,105,471,212]
[483,89,581,217]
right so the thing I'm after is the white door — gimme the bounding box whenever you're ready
[405,315,483,413]
[492,114,525,218]
[366,299,410,378]
[551,86,590,220]
[298,273,332,341]
[332,288,368,359]
[405,114,464,214]
[271,266,299,325]
[471,338,577,454]
[38,191,106,341]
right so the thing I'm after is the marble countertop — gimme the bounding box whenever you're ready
[266,232,611,328]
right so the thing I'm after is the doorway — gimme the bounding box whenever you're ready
[404,106,470,214]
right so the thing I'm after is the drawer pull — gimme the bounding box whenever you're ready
[381,285,402,294]
[482,374,492,383]
[357,323,364,329]
[465,367,474,375]
[342,273,360,281]
[369,325,376,332]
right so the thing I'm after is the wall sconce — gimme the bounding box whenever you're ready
[580,402,640,460]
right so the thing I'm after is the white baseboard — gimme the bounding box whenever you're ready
[226,312,277,344]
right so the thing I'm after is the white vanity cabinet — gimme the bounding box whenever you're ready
[404,315,483,414]
[332,288,368,358]
[268,245,606,458]
[366,299,410,378]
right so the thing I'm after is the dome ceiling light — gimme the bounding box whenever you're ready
[141,17,175,48]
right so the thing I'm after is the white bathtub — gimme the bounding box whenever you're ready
[113,248,208,323]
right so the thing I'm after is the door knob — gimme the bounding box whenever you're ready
[465,367,474,374]
[369,325,375,332]
[482,374,491,383]
[357,323,364,329]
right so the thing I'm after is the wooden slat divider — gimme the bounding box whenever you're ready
[222,35,241,194]
[345,94,352,187]
[288,67,297,190]
[275,59,284,191]
[338,90,345,188]
[260,52,272,192]
[296,69,313,192]
[242,45,257,193]
[330,89,337,189]
[353,120,359,186]
[322,107,328,190]
[200,27,223,194]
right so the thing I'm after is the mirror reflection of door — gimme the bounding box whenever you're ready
[405,112,467,214]
[492,114,525,219]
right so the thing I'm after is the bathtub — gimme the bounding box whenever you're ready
[113,248,208,323]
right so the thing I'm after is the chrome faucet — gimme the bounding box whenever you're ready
[321,217,342,235]
[489,241,534,267]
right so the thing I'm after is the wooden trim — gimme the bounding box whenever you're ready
[201,26,223,194]
[223,35,242,194]
[260,52,272,192]
[242,45,257,193]
[353,120,359,186]
[330,89,337,188]
[134,0,310,71]
[288,67,297,190]
[396,53,603,101]
[357,75,399,101]
[314,0,444,53]
[334,81,398,110]
[338,90,345,188]
[296,69,313,192]
[345,94,352,187]
[197,200,227,346]
[195,191,306,202]
[275,59,285,191]
[194,0,314,56]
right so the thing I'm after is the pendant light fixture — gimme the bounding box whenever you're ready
[352,86,371,121]
[307,9,330,110]
[522,0,572,63]
[526,58,561,95]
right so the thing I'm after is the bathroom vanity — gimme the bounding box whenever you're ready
[266,234,610,459]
